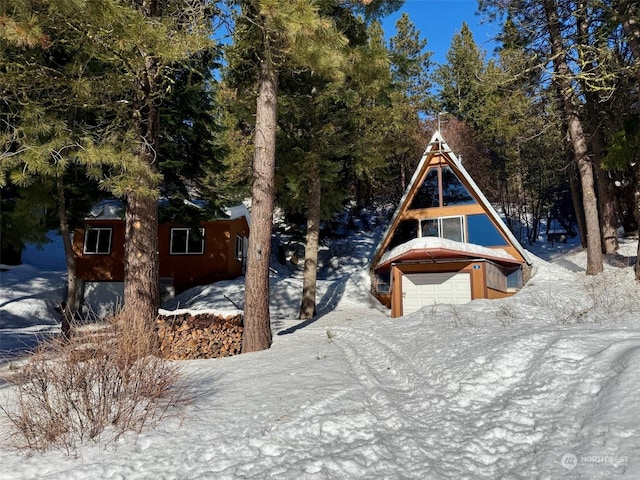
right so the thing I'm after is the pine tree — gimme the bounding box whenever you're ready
[384,13,434,196]
[433,23,487,125]
[227,0,348,351]
[543,0,603,274]
[1,0,220,332]
[575,3,619,254]
[389,13,433,115]
[227,0,402,346]
[480,0,605,274]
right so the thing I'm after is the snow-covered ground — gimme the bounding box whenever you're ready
[1,221,640,479]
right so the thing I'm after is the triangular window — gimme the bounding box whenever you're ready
[409,168,439,209]
[442,166,475,206]
[409,166,476,210]
[387,220,419,250]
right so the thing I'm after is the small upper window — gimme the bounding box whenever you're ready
[83,228,112,255]
[170,228,204,255]
[440,216,464,242]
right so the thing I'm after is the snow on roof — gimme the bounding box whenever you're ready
[378,236,516,268]
[88,200,124,219]
[86,199,250,224]
[224,203,251,225]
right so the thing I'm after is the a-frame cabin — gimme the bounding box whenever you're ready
[370,131,532,317]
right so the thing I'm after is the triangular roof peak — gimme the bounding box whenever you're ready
[370,130,532,269]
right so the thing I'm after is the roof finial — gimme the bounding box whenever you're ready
[437,111,448,133]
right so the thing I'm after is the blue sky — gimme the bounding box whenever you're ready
[381,0,501,66]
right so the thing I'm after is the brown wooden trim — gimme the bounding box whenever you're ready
[400,204,486,220]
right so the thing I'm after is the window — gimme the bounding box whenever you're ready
[235,235,243,262]
[376,271,391,294]
[170,228,204,255]
[420,219,439,237]
[467,214,508,246]
[83,228,112,254]
[409,166,476,210]
[440,216,464,242]
[441,166,476,206]
[409,168,439,209]
[420,216,464,242]
[387,220,419,251]
[506,268,523,290]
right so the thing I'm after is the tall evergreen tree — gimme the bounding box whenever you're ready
[227,0,402,348]
[543,0,603,274]
[384,13,434,196]
[433,23,486,125]
[575,3,619,254]
[227,0,348,351]
[275,19,393,320]
[389,12,433,115]
[1,0,221,332]
[480,0,604,274]
[0,2,107,334]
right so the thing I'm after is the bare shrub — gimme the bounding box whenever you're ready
[1,311,183,454]
[445,304,479,329]
[495,301,518,327]
[583,269,640,318]
[527,269,639,324]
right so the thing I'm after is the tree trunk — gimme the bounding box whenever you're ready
[124,191,160,324]
[55,176,76,338]
[569,161,588,248]
[123,79,160,324]
[242,58,278,353]
[299,164,321,320]
[544,0,603,274]
[576,4,619,254]
[122,11,162,328]
[593,150,619,253]
[618,1,640,84]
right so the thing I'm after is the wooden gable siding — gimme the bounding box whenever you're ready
[73,217,249,293]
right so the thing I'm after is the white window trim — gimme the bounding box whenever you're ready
[83,227,112,255]
[170,227,205,255]
[419,215,465,242]
[235,235,243,262]
[439,215,465,242]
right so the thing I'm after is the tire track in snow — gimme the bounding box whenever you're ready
[331,323,640,479]
[330,326,441,476]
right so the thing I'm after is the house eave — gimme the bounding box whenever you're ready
[374,246,523,272]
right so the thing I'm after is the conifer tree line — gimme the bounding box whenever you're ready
[1,0,639,351]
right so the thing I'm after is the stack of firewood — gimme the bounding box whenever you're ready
[156,311,243,360]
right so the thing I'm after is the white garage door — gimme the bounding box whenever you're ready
[401,272,471,315]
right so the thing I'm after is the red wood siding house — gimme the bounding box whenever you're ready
[73,202,250,295]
